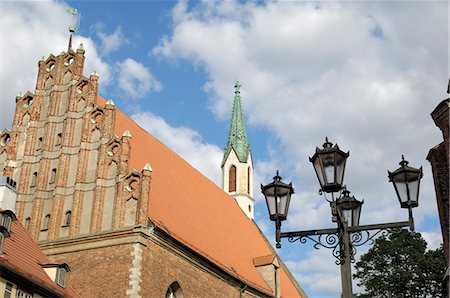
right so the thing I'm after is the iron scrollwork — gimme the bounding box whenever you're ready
[285,226,405,265]
[287,233,346,265]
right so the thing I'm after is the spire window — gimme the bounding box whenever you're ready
[247,167,251,194]
[229,165,236,192]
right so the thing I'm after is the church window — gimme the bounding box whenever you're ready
[229,165,236,192]
[31,172,38,187]
[42,214,50,231]
[36,136,43,152]
[247,167,251,194]
[50,168,57,184]
[56,132,62,146]
[248,205,252,213]
[63,211,71,227]
[25,217,31,231]
[166,282,183,298]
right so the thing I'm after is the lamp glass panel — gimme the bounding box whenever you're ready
[313,157,325,187]
[266,194,276,216]
[320,152,336,184]
[278,194,288,216]
[394,181,408,204]
[352,205,361,227]
[335,153,346,185]
[341,209,352,224]
[408,180,419,204]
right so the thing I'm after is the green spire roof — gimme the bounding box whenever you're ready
[222,81,250,166]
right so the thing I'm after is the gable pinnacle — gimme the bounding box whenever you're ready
[222,81,250,166]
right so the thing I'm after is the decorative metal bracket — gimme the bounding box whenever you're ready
[281,220,410,265]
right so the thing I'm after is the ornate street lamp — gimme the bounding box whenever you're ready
[336,188,363,228]
[261,171,294,248]
[388,155,423,209]
[388,155,423,231]
[261,171,294,221]
[309,137,349,193]
[262,138,422,298]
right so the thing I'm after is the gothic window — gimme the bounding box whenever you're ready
[31,172,38,187]
[50,168,57,184]
[56,132,62,146]
[166,282,183,298]
[247,167,251,194]
[42,214,50,231]
[25,217,31,231]
[36,137,43,152]
[229,165,236,192]
[63,211,71,227]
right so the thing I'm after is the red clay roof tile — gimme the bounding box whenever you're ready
[99,96,303,297]
[2,216,78,297]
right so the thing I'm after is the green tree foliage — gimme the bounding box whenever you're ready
[354,230,446,298]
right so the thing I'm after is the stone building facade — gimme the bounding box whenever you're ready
[0,43,306,297]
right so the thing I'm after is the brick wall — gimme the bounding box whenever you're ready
[42,226,269,298]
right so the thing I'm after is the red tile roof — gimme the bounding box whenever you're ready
[1,213,78,297]
[104,97,304,297]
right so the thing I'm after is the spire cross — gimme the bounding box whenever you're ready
[234,81,242,94]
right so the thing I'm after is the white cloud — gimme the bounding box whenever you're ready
[116,58,161,99]
[153,1,447,296]
[131,111,223,185]
[91,23,125,56]
[421,231,443,251]
[286,249,342,297]
[0,1,110,130]
[152,0,447,233]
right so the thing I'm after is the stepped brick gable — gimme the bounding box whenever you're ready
[0,45,306,297]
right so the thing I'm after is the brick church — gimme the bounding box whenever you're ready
[0,39,306,297]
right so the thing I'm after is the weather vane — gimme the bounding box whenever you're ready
[67,7,81,50]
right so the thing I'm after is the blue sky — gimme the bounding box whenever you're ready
[1,1,448,297]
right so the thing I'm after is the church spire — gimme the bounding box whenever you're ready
[221,81,254,219]
[222,81,250,166]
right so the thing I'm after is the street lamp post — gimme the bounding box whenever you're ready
[261,138,423,298]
